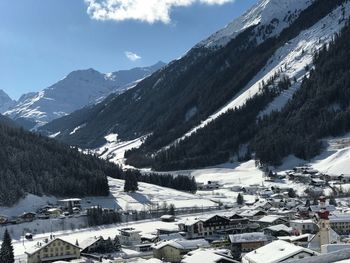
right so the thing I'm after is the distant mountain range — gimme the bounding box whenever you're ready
[1,62,165,129]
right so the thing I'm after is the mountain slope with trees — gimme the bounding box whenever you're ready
[0,120,122,206]
[39,0,334,149]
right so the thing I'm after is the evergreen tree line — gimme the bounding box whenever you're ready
[87,206,122,226]
[0,123,122,206]
[118,169,197,193]
[253,19,350,165]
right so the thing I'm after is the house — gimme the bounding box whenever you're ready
[153,239,209,262]
[288,248,350,263]
[289,219,318,234]
[47,208,62,217]
[263,224,292,237]
[239,210,267,220]
[278,234,312,248]
[178,215,232,239]
[181,248,239,263]
[257,215,288,228]
[19,212,36,222]
[80,236,120,254]
[310,178,326,187]
[118,228,142,247]
[26,238,80,263]
[229,232,270,255]
[242,240,318,263]
[161,214,176,222]
[58,198,82,209]
[329,213,350,234]
[0,215,8,225]
[197,181,220,190]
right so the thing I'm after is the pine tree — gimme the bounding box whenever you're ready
[169,204,176,216]
[0,229,14,263]
[288,188,297,198]
[237,193,244,205]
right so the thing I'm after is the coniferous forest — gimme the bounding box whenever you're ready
[0,121,120,206]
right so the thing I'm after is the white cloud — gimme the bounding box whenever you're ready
[125,51,142,61]
[85,0,234,24]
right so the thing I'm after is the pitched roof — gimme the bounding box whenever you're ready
[181,249,239,263]
[229,232,269,244]
[25,238,80,255]
[152,239,209,250]
[242,240,318,263]
[288,248,350,263]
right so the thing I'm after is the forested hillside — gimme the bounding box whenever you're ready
[253,20,350,165]
[129,18,350,170]
[39,0,346,151]
[0,120,121,206]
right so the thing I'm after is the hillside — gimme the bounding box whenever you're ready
[130,0,350,170]
[0,120,122,206]
[5,62,165,129]
[39,0,319,148]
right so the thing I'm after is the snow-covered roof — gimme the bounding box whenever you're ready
[181,248,238,263]
[229,232,269,244]
[278,234,312,243]
[240,209,266,217]
[264,224,292,233]
[242,240,318,263]
[25,238,80,255]
[290,219,315,224]
[158,233,184,241]
[152,239,209,250]
[79,236,103,250]
[288,248,350,263]
[258,215,285,223]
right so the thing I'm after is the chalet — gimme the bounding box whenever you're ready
[229,232,270,255]
[278,234,312,247]
[152,239,209,262]
[26,238,80,263]
[161,214,176,222]
[80,236,120,254]
[0,215,8,225]
[197,181,220,190]
[181,249,239,263]
[58,198,82,209]
[179,215,233,239]
[290,219,318,234]
[257,215,288,228]
[239,210,267,220]
[242,185,260,195]
[19,212,36,223]
[339,174,350,183]
[311,178,326,187]
[242,240,318,263]
[118,228,142,247]
[263,224,292,237]
[329,213,350,235]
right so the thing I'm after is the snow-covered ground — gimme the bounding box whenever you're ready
[93,133,145,167]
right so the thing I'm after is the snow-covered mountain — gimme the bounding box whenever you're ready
[5,62,165,129]
[198,0,314,49]
[39,0,350,173]
[0,89,15,113]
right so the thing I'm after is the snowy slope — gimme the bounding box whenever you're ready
[5,62,165,128]
[198,0,314,49]
[170,2,350,147]
[0,89,15,113]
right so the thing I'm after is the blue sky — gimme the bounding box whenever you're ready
[0,0,256,99]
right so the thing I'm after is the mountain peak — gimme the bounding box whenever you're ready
[0,89,15,114]
[198,0,314,49]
